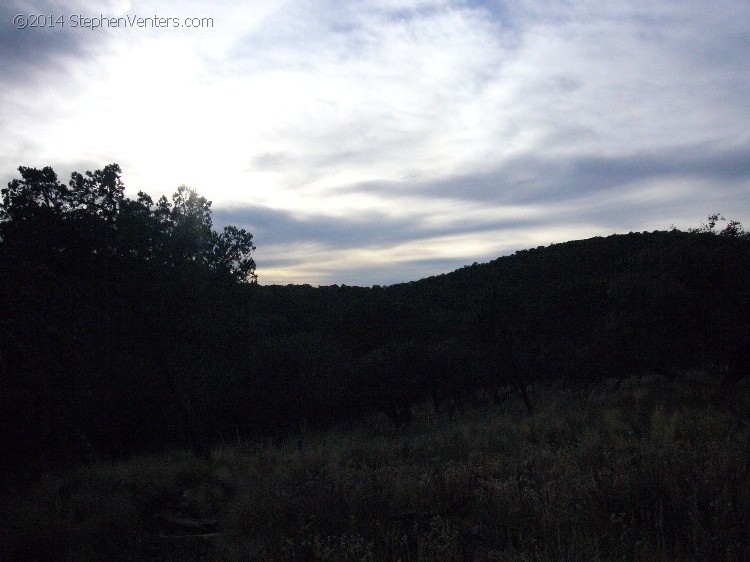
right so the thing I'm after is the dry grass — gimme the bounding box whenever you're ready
[2,373,749,560]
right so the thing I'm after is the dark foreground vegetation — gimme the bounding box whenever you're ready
[2,374,749,560]
[1,163,749,558]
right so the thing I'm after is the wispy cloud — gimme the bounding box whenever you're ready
[1,0,748,285]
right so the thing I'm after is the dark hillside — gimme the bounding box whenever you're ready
[418,231,749,382]
[244,230,749,432]
[1,163,748,484]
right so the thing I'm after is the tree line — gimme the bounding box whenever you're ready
[1,164,748,485]
[245,225,749,430]
[0,164,255,480]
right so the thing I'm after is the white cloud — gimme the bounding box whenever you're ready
[1,0,748,285]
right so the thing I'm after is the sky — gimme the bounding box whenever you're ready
[1,0,749,286]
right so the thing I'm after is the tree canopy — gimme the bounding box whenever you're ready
[0,164,256,481]
[0,163,256,282]
[687,212,749,239]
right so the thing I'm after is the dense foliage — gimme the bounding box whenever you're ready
[243,226,750,432]
[1,163,749,487]
[0,165,255,481]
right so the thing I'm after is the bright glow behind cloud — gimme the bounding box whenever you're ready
[1,0,748,285]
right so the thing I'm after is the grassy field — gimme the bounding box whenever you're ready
[2,373,749,561]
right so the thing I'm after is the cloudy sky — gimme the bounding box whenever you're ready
[2,1,748,285]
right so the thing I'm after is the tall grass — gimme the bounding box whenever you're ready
[2,373,748,560]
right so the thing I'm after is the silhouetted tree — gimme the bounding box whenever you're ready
[689,213,748,238]
[0,163,256,479]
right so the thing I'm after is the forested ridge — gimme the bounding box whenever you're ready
[1,164,749,485]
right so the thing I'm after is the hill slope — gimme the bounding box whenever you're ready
[237,229,750,430]
[2,228,749,481]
